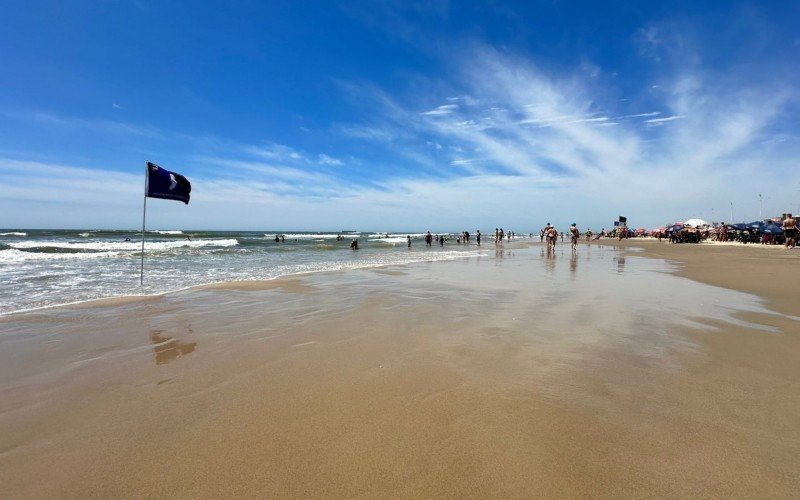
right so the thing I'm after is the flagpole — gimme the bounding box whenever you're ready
[141,162,148,286]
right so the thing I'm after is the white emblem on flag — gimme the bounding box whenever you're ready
[169,173,178,190]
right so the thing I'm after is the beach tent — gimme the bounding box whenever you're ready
[683,218,709,227]
[762,224,784,235]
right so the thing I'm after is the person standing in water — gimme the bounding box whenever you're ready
[425,231,432,247]
[546,225,558,252]
[476,230,481,246]
[407,235,412,248]
[569,223,580,253]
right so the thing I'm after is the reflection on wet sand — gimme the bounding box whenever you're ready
[615,255,626,274]
[150,329,196,365]
[543,248,556,274]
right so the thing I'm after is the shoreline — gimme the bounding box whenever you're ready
[0,242,504,319]
[3,236,795,320]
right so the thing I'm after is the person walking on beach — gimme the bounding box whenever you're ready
[782,214,797,248]
[546,225,557,252]
[425,231,432,247]
[499,228,505,243]
[570,223,580,253]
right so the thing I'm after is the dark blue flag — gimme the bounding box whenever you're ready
[146,162,191,204]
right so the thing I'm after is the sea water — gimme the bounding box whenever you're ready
[0,229,487,315]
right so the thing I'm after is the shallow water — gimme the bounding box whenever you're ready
[0,229,489,314]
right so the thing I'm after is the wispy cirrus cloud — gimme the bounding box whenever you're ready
[645,115,683,125]
[0,109,161,138]
[421,104,458,116]
[324,42,798,227]
[3,29,798,230]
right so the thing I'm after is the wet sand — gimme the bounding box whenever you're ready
[1,242,798,497]
[609,238,799,316]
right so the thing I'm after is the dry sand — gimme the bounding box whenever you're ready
[0,242,798,498]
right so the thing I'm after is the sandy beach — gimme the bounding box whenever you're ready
[1,241,798,498]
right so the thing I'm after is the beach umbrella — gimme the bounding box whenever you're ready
[761,224,784,235]
[683,218,709,228]
[747,221,765,229]
[730,223,748,231]
[667,224,683,233]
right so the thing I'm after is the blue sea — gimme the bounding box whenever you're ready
[0,229,495,315]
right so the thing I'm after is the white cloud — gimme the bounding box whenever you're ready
[621,112,661,118]
[3,39,798,231]
[421,104,458,116]
[645,115,683,125]
[318,154,344,166]
[1,109,160,138]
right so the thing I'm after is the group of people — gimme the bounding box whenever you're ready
[493,228,517,243]
[660,214,797,249]
[538,223,582,253]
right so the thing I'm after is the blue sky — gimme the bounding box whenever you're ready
[2,1,799,231]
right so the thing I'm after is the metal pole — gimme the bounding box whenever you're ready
[140,162,148,286]
[730,202,733,223]
[759,194,762,219]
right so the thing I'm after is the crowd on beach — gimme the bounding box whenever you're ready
[269,213,797,252]
[645,213,797,249]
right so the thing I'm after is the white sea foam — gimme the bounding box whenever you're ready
[0,248,123,262]
[7,238,239,252]
[368,237,409,245]
[265,233,345,240]
[0,232,27,236]
[368,233,429,239]
[149,230,184,235]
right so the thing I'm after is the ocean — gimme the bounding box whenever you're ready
[0,229,491,315]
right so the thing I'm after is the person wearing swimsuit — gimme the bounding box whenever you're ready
[569,223,579,252]
[783,214,797,249]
